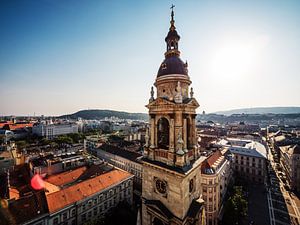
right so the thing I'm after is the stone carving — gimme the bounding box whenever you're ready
[149,86,154,102]
[174,81,183,103]
[176,130,185,155]
[190,87,194,98]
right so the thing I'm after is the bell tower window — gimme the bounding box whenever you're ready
[157,117,169,150]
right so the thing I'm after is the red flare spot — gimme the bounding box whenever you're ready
[31,174,45,190]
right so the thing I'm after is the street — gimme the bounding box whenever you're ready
[267,143,300,225]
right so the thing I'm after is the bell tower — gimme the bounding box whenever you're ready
[144,6,200,169]
[142,6,206,225]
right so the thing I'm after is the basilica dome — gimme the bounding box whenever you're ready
[157,56,188,77]
[156,7,188,78]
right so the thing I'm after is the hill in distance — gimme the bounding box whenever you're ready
[59,107,300,121]
[59,109,148,121]
[214,107,300,116]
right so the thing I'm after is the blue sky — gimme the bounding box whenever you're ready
[1,0,300,116]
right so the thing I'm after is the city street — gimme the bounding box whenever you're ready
[267,144,300,225]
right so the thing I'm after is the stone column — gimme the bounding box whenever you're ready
[183,118,187,152]
[150,117,155,148]
[191,115,196,146]
[169,118,175,152]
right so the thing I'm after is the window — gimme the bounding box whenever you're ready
[62,212,67,221]
[53,218,59,225]
[71,208,76,217]
[81,213,87,222]
[258,171,262,176]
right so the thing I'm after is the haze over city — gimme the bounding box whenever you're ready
[1,0,300,116]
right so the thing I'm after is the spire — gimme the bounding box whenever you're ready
[165,5,180,56]
[170,4,175,31]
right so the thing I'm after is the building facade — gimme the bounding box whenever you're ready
[89,143,143,192]
[32,123,78,139]
[46,168,134,225]
[217,138,267,183]
[142,8,206,225]
[279,144,300,192]
[201,150,233,225]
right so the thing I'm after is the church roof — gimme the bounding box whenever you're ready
[156,7,188,78]
[157,56,188,77]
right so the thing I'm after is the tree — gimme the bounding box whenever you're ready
[222,186,248,225]
[15,140,27,150]
[54,135,73,146]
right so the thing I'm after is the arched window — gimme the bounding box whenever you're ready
[157,117,169,150]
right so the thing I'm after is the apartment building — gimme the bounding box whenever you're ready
[201,149,233,225]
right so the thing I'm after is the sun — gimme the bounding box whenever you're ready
[210,35,269,81]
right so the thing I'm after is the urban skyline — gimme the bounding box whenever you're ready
[1,0,300,116]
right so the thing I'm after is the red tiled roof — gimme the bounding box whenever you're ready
[0,121,13,129]
[201,150,223,172]
[206,150,222,167]
[46,169,132,213]
[45,166,87,186]
[2,123,33,131]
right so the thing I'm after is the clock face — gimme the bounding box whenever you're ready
[156,179,167,194]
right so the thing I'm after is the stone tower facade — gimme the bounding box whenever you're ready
[142,8,206,225]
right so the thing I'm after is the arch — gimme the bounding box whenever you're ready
[157,117,169,150]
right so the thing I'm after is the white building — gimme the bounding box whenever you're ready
[33,123,78,139]
[217,138,267,183]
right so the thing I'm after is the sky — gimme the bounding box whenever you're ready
[1,0,300,116]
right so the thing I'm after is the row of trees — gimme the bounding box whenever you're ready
[222,186,248,225]
[15,132,101,150]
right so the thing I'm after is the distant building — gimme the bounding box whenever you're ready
[201,149,233,225]
[0,150,15,174]
[29,151,86,176]
[279,145,300,192]
[32,123,78,139]
[217,138,267,183]
[88,143,143,193]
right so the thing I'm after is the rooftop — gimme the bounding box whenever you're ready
[97,143,143,162]
[217,138,267,159]
[46,168,133,213]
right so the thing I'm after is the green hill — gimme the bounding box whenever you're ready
[59,109,148,121]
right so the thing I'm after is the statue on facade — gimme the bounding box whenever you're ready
[176,130,185,155]
[190,87,194,98]
[174,81,183,103]
[149,86,154,103]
